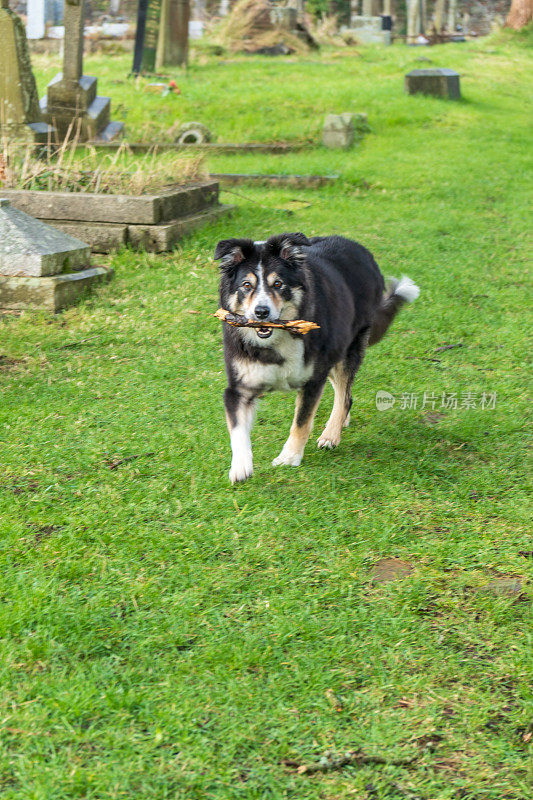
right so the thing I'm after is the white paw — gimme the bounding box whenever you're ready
[317,433,340,449]
[229,457,253,484]
[272,448,303,467]
[343,413,351,428]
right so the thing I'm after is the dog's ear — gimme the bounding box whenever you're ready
[214,238,254,272]
[269,232,310,265]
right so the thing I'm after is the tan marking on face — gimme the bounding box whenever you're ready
[231,273,257,315]
[243,272,257,287]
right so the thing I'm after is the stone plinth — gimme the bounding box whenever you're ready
[0,1,54,143]
[405,69,461,99]
[40,73,123,142]
[0,198,113,311]
[0,266,113,312]
[0,198,90,276]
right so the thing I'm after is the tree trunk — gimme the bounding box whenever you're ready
[505,0,533,29]
[433,0,445,34]
[447,0,457,32]
[406,0,420,41]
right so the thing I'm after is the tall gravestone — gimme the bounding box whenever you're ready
[132,0,189,72]
[157,0,189,68]
[40,0,123,141]
[0,0,53,143]
[132,0,162,73]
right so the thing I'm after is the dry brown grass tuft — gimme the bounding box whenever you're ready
[0,127,206,195]
[215,0,310,54]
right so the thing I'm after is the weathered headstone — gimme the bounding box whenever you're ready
[0,198,112,311]
[405,68,461,99]
[0,0,53,143]
[322,114,355,149]
[41,0,124,141]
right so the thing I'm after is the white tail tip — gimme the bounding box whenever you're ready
[394,275,420,303]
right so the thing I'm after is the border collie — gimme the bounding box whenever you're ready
[215,233,419,484]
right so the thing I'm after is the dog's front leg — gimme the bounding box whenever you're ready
[225,387,257,484]
[272,379,325,468]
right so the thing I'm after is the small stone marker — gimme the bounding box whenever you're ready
[41,0,124,141]
[0,199,112,311]
[174,121,212,145]
[405,68,461,100]
[0,0,53,143]
[322,113,355,149]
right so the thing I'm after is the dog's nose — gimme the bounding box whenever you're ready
[254,305,270,320]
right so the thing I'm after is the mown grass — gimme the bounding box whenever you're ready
[0,31,531,799]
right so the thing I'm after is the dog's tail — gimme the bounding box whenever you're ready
[368,276,420,346]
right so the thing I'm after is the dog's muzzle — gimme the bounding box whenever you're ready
[253,304,274,338]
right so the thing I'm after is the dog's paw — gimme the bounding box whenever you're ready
[317,432,341,449]
[272,448,303,467]
[229,457,253,484]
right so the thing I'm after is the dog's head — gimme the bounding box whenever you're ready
[214,233,310,342]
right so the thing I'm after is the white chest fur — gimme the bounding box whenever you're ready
[234,333,314,392]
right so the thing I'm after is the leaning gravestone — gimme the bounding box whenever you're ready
[0,0,53,143]
[0,198,113,312]
[40,0,124,141]
[405,68,461,99]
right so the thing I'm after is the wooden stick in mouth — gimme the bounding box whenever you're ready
[214,308,320,335]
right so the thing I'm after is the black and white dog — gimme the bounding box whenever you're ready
[215,233,419,483]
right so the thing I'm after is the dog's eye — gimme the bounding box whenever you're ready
[273,280,283,290]
[242,281,252,290]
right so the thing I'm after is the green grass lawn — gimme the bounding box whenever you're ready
[0,31,531,799]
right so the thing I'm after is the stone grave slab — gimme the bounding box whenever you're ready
[1,181,232,253]
[405,69,461,99]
